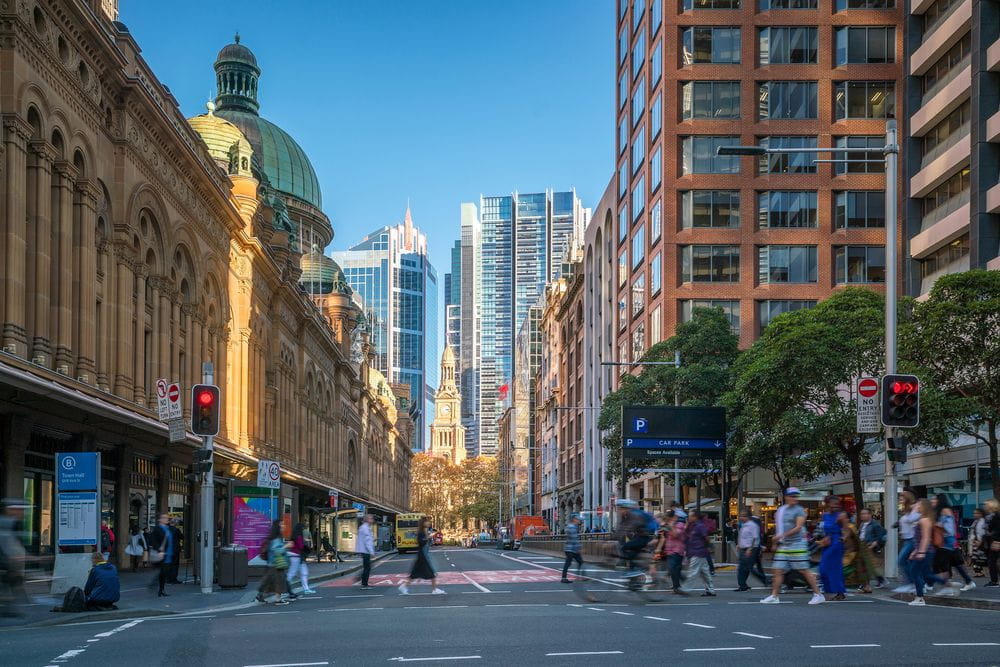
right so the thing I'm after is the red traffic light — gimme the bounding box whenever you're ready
[881,374,920,428]
[197,390,214,406]
[190,384,220,436]
[891,381,918,394]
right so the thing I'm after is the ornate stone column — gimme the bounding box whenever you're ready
[113,243,135,398]
[157,286,171,382]
[2,116,32,356]
[96,240,112,390]
[28,139,56,365]
[74,180,100,383]
[52,161,77,373]
[149,278,161,385]
[171,298,181,386]
[132,265,147,406]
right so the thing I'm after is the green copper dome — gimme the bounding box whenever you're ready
[213,35,322,210]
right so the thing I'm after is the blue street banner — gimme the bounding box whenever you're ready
[56,452,99,491]
[624,438,725,450]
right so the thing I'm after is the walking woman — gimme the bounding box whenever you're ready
[124,525,147,573]
[398,517,444,595]
[840,512,873,593]
[147,514,173,597]
[893,488,920,592]
[970,507,988,578]
[908,498,951,606]
[932,494,974,593]
[985,498,1000,588]
[286,522,316,596]
[256,520,291,604]
[818,496,846,600]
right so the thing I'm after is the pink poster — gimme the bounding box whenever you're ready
[232,495,276,560]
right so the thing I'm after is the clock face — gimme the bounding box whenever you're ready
[441,405,451,415]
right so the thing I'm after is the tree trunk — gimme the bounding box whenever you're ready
[695,472,703,512]
[849,445,864,523]
[988,421,1000,500]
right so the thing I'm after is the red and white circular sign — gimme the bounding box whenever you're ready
[156,379,168,399]
[268,462,280,482]
[858,378,878,398]
[168,384,180,402]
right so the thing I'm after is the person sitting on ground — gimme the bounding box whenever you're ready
[84,551,120,611]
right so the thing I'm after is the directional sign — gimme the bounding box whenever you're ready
[166,382,182,420]
[56,452,99,491]
[156,378,169,421]
[857,376,880,434]
[257,460,281,489]
[621,406,727,459]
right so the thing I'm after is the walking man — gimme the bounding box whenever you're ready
[683,510,715,596]
[561,514,583,583]
[761,488,825,605]
[858,508,887,589]
[358,514,376,589]
[736,510,763,591]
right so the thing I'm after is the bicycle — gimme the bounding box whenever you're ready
[571,541,672,603]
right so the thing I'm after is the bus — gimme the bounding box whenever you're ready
[395,513,426,554]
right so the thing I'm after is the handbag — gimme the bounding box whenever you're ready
[148,548,164,564]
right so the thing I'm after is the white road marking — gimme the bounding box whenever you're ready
[93,619,143,638]
[235,611,300,616]
[461,590,511,594]
[683,647,754,652]
[643,616,670,621]
[647,602,709,606]
[728,601,792,605]
[461,572,491,593]
[388,656,481,662]
[932,643,1000,646]
[497,553,626,589]
[683,622,715,629]
[52,649,87,661]
[545,651,623,657]
[87,639,100,643]
[525,589,573,593]
[337,594,385,598]
[612,611,634,616]
[734,632,773,639]
[485,603,549,607]
[244,662,330,667]
[317,607,384,612]
[587,607,605,611]
[403,605,469,609]
[810,644,879,649]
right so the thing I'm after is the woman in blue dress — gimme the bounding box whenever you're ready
[819,495,847,600]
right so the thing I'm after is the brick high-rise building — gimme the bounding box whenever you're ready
[615,0,904,361]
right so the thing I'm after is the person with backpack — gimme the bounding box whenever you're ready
[930,494,974,593]
[83,551,120,611]
[100,520,115,561]
[560,514,583,583]
[908,498,953,606]
[287,522,316,595]
[682,510,715,596]
[256,520,291,604]
[147,513,174,597]
[985,498,1000,587]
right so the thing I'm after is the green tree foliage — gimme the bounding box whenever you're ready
[598,307,739,488]
[456,456,501,528]
[411,454,501,533]
[901,269,1000,497]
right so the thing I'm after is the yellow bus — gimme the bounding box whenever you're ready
[395,513,426,554]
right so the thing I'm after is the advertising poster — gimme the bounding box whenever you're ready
[232,494,278,560]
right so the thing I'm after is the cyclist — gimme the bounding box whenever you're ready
[614,499,655,574]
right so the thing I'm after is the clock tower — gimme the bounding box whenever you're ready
[428,346,465,464]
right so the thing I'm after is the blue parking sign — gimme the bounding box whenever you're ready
[633,417,648,433]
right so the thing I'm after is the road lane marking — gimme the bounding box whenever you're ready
[810,644,879,648]
[728,601,792,605]
[244,663,330,667]
[93,619,143,638]
[497,553,626,589]
[387,656,481,662]
[317,607,384,612]
[683,622,715,629]
[461,572,491,592]
[612,611,634,616]
[643,616,669,621]
[524,589,573,593]
[734,632,773,639]
[403,605,468,609]
[236,611,300,616]
[337,594,386,598]
[545,651,623,657]
[932,643,1000,646]
[683,647,754,652]
[485,603,549,607]
[587,607,605,611]
[647,602,709,606]
[461,590,512,594]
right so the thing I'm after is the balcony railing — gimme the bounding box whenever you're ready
[919,254,970,295]
[919,188,970,234]
[924,0,965,37]
[921,55,970,107]
[920,122,970,169]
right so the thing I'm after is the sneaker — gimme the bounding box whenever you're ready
[398,584,409,595]
[701,591,716,597]
[892,584,916,594]
[303,589,318,595]
[808,593,826,605]
[431,588,447,595]
[960,581,976,592]
[985,582,1000,588]
[935,586,959,597]
[760,595,780,604]
[274,599,290,605]
[908,596,926,606]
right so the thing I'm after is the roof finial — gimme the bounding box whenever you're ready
[234,32,240,44]
[206,99,216,115]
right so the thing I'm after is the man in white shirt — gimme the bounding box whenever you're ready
[736,511,762,591]
[357,514,376,589]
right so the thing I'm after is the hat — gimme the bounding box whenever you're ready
[616,499,638,509]
[784,487,802,496]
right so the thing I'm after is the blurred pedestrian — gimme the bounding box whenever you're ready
[841,511,873,593]
[893,488,920,593]
[256,520,291,604]
[983,498,1000,588]
[970,508,987,577]
[166,518,183,584]
[908,498,952,606]
[857,508,887,589]
[561,514,583,583]
[932,494,974,593]
[357,514,376,589]
[819,496,846,601]
[147,513,173,597]
[124,524,147,573]
[288,522,316,595]
[399,517,444,595]
[662,510,686,594]
[100,520,115,561]
[683,510,714,596]
[83,551,120,611]
[0,498,28,617]
[736,510,764,591]
[761,488,825,605]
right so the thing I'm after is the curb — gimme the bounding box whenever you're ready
[1,551,394,631]
[889,592,1000,611]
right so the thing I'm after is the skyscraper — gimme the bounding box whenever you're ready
[459,204,481,458]
[331,207,438,451]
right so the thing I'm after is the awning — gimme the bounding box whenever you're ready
[908,467,967,487]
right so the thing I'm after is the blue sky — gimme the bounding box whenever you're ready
[122,0,614,288]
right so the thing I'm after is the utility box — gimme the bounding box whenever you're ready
[217,545,248,588]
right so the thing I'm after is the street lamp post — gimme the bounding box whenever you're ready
[718,119,901,577]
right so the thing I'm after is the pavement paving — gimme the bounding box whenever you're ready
[1,547,998,666]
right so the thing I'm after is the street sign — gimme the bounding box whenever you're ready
[57,453,99,491]
[56,452,100,547]
[168,419,186,443]
[857,376,880,434]
[167,382,182,420]
[156,378,169,420]
[621,406,727,459]
[257,460,281,489]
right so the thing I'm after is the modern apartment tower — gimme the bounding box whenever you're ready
[459,205,482,458]
[331,207,439,451]
[476,190,588,457]
[903,0,1000,294]
[614,0,904,382]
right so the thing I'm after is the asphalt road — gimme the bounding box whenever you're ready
[3,547,999,666]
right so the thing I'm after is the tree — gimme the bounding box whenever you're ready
[410,454,501,535]
[598,307,740,490]
[457,456,500,529]
[901,269,1000,497]
[410,453,456,530]
[727,288,885,506]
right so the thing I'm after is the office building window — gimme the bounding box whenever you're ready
[681,299,741,334]
[683,0,741,8]
[758,300,816,331]
[920,235,970,278]
[651,146,662,190]
[758,245,818,283]
[758,81,818,119]
[632,175,646,221]
[837,0,893,8]
[924,36,971,96]
[757,191,818,228]
[681,245,741,282]
[650,199,662,241]
[632,79,646,127]
[619,120,627,155]
[682,27,741,64]
[619,297,628,332]
[618,162,628,198]
[632,274,646,316]
[651,40,663,85]
[632,224,646,268]
[835,191,885,228]
[650,252,662,294]
[834,81,895,119]
[681,190,740,228]
[619,27,628,64]
[650,305,662,344]
[650,93,662,138]
[619,74,627,110]
[922,168,970,217]
[923,0,961,33]
[835,27,894,65]
[924,101,970,157]
[633,29,646,79]
[682,136,741,174]
[619,206,629,242]
[761,0,817,7]
[634,0,646,30]
[632,324,646,362]
[759,27,818,64]
[632,126,646,174]
[833,136,884,174]
[651,0,663,32]
[681,81,740,119]
[835,246,886,283]
[758,136,817,173]
[618,251,628,287]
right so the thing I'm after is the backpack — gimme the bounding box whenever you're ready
[636,510,658,537]
[259,538,270,562]
[100,528,111,551]
[931,524,945,549]
[57,586,86,613]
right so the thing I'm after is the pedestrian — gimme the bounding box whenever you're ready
[100,519,115,561]
[750,512,768,584]
[561,513,583,583]
[660,510,686,594]
[908,498,953,606]
[857,508,887,589]
[736,510,764,591]
[682,510,715,596]
[399,517,444,595]
[761,488,825,605]
[703,513,718,575]
[818,496,847,601]
[893,488,921,593]
[83,551,120,611]
[124,524,147,573]
[931,494,975,593]
[357,514,376,589]
[983,498,1000,588]
[166,518,183,584]
[288,522,316,596]
[147,513,174,597]
[256,520,291,604]
[669,500,688,522]
[970,507,987,577]
[0,498,28,618]
[841,511,873,593]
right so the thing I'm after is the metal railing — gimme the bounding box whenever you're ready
[919,189,970,233]
[921,55,970,107]
[920,122,970,169]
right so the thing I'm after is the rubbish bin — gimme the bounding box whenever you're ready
[217,545,248,588]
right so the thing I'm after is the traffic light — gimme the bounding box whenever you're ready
[185,449,213,482]
[191,384,220,436]
[887,436,908,464]
[881,374,920,428]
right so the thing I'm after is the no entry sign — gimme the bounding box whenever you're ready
[857,376,880,433]
[858,378,878,398]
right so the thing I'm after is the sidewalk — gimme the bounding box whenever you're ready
[886,575,1000,610]
[0,551,393,630]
